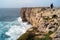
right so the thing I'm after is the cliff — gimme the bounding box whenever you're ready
[18,7,60,40]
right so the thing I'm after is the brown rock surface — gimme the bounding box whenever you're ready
[20,7,60,40]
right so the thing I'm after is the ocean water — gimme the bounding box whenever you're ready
[0,8,31,40]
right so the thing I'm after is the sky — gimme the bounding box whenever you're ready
[0,0,60,8]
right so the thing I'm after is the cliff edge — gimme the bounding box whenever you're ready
[18,7,60,40]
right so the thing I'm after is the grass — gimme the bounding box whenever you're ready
[17,33,29,40]
[17,32,35,40]
[17,31,53,40]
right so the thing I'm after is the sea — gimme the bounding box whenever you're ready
[0,8,31,40]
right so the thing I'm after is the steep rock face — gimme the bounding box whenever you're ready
[20,7,60,40]
[20,8,28,22]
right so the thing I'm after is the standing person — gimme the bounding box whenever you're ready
[50,3,54,9]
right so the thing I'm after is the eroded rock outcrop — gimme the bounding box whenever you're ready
[19,7,60,40]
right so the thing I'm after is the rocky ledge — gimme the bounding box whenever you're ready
[18,7,60,40]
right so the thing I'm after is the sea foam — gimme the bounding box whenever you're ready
[5,17,32,40]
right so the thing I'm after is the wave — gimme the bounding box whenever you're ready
[5,17,32,40]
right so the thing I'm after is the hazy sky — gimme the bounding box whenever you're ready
[0,0,60,8]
